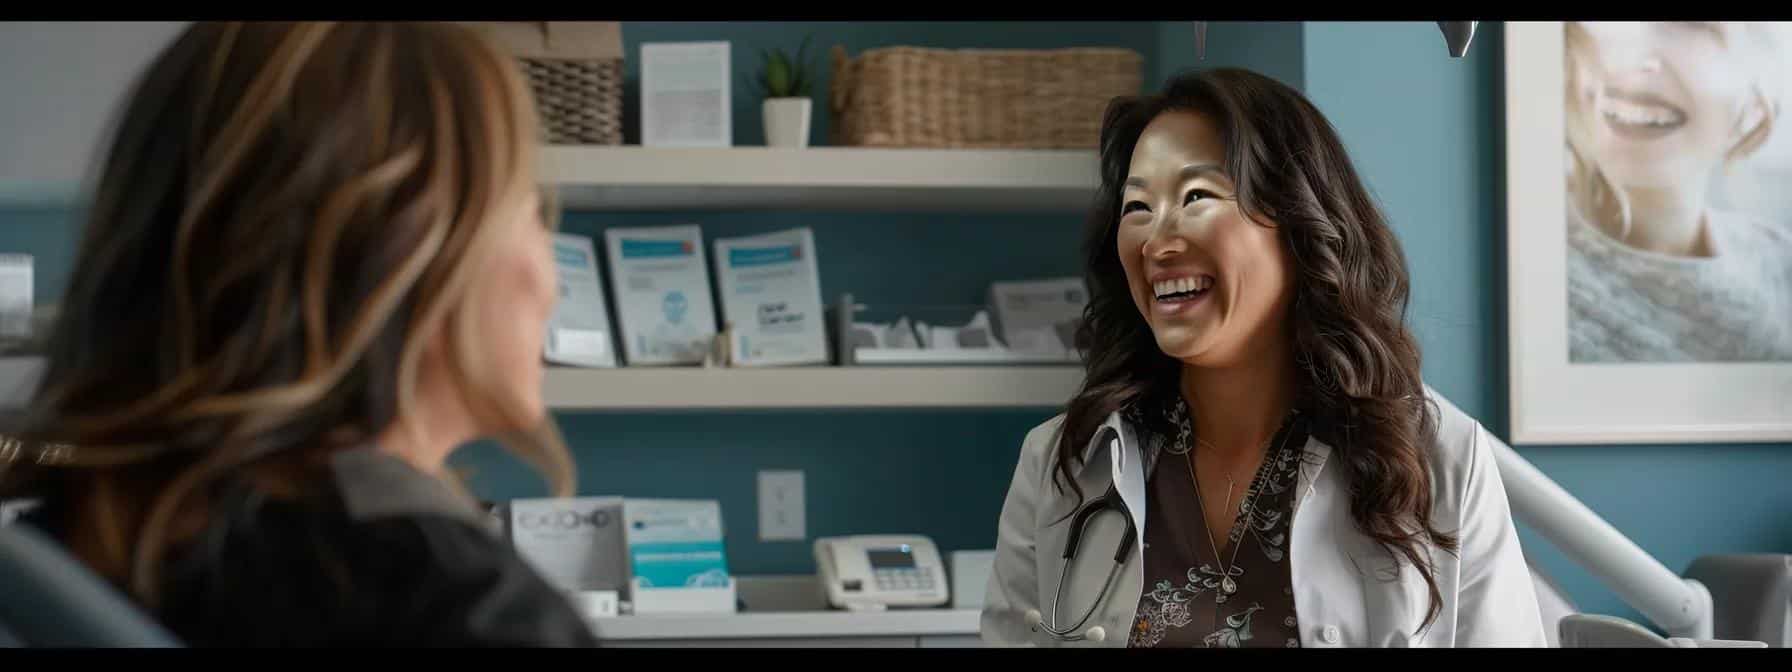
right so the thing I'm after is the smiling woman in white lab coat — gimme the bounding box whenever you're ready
[981,69,1547,648]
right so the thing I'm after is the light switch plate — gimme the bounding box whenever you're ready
[757,469,805,541]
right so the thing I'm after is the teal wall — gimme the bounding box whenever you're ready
[2,20,1787,632]
[0,208,81,305]
[1156,21,1305,90]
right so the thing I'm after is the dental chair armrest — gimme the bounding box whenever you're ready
[1666,637,1768,648]
[1560,614,1671,647]
[1683,553,1791,647]
[1560,614,1769,648]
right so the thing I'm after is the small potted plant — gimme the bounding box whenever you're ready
[748,36,817,148]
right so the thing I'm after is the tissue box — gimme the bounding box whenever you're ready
[623,498,736,614]
[507,497,628,594]
[987,278,1087,353]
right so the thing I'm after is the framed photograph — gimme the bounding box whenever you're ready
[1506,22,1792,444]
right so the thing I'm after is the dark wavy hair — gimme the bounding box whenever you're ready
[1056,68,1457,628]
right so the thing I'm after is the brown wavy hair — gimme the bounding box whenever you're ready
[0,22,573,605]
[1055,68,1457,628]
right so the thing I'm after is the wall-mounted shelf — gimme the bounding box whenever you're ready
[0,357,1083,412]
[543,366,1081,411]
[540,145,1099,213]
[587,608,982,642]
[5,145,1104,212]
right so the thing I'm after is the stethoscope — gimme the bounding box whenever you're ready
[1024,423,1140,643]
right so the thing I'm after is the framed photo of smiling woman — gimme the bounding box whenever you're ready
[1506,21,1792,444]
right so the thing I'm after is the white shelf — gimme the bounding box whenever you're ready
[543,366,1080,410]
[587,608,981,641]
[5,145,1104,211]
[851,348,1079,365]
[540,145,1099,212]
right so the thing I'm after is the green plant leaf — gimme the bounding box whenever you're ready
[796,34,818,99]
[748,37,823,100]
[794,34,812,76]
[767,55,792,97]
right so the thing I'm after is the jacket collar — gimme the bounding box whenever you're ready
[331,447,485,527]
[1293,435,1333,517]
[1074,411,1135,472]
[1080,409,1337,516]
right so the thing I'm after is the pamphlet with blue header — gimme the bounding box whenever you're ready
[713,227,828,366]
[602,225,718,366]
[544,234,618,368]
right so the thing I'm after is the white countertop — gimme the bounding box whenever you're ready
[588,609,982,641]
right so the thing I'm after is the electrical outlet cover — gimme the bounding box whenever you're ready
[756,470,805,541]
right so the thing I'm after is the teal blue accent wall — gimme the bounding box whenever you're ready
[1155,21,1305,90]
[0,207,81,304]
[1302,21,1503,421]
[1300,20,1792,626]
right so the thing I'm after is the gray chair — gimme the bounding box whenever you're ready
[1684,554,1792,647]
[0,524,182,647]
[1526,551,1782,648]
[1559,614,1768,648]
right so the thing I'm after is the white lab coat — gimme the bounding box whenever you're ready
[981,388,1548,648]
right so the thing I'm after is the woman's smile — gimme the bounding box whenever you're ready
[1598,86,1689,140]
[1150,272,1217,319]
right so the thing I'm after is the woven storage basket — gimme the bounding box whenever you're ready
[829,46,1142,149]
[464,22,625,145]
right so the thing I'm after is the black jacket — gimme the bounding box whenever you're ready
[24,448,598,647]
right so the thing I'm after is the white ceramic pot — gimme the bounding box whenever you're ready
[762,97,813,148]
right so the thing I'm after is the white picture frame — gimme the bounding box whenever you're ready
[640,41,733,148]
[1504,21,1792,445]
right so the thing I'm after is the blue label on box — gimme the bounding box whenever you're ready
[621,239,694,259]
[728,244,802,268]
[629,541,731,588]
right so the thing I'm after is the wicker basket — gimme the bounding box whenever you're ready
[829,45,1142,149]
[464,22,625,145]
[520,58,624,145]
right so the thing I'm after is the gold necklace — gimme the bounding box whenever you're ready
[1192,436,1261,493]
[1182,417,1295,603]
[1185,449,1261,601]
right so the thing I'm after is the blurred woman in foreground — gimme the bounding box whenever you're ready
[0,22,597,646]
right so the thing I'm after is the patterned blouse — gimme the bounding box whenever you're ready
[1127,398,1310,648]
